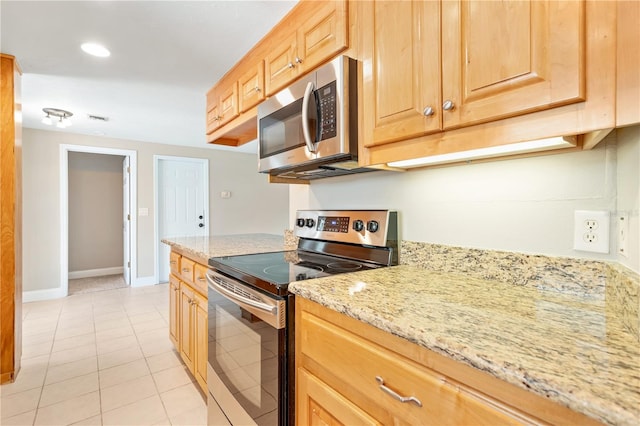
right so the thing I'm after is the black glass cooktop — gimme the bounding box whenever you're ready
[209,250,379,287]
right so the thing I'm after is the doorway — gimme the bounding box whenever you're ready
[60,145,137,296]
[154,156,209,283]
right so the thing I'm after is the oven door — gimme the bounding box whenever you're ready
[206,270,286,426]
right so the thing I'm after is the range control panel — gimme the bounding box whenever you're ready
[295,210,397,248]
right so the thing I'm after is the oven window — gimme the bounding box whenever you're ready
[208,290,281,425]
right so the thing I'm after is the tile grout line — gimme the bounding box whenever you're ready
[31,302,63,426]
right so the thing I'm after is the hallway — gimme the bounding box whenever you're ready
[0,284,206,425]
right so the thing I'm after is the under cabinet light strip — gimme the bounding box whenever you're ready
[387,136,577,168]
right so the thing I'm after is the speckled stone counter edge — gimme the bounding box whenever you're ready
[400,240,640,340]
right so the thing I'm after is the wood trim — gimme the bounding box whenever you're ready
[582,128,614,151]
[0,53,21,384]
[297,298,603,426]
[268,175,310,185]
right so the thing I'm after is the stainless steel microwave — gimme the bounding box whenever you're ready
[258,56,372,180]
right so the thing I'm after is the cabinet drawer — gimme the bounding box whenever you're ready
[193,264,208,296]
[180,257,195,285]
[299,311,522,425]
[170,252,181,276]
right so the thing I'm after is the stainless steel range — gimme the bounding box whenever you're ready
[206,210,398,426]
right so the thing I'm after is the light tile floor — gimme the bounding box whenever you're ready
[0,283,207,426]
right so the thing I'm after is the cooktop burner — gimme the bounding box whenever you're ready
[210,250,379,288]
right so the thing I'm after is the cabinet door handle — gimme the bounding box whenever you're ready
[197,277,206,282]
[375,376,422,407]
[422,106,434,117]
[442,100,455,111]
[287,62,295,69]
[182,268,190,273]
[294,56,303,64]
[170,261,177,265]
[254,86,261,92]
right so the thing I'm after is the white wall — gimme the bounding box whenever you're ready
[68,152,124,272]
[23,128,289,293]
[291,127,640,273]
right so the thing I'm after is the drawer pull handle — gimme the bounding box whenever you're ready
[375,376,422,407]
[197,277,206,282]
[182,268,190,273]
[170,261,177,265]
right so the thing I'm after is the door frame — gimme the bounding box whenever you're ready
[153,155,209,284]
[60,144,138,296]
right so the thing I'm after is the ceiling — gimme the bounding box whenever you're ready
[0,0,297,153]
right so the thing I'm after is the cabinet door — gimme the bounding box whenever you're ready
[361,1,441,148]
[297,368,381,426]
[179,284,195,372]
[206,88,221,135]
[169,275,180,348]
[265,34,298,96]
[299,309,523,426]
[239,60,265,113]
[441,0,585,129]
[297,0,348,73]
[218,81,239,126]
[193,291,208,393]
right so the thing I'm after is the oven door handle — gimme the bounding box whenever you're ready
[206,272,277,315]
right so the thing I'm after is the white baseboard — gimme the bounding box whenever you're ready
[23,287,66,303]
[132,276,158,287]
[68,267,124,280]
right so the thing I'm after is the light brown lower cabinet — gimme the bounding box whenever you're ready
[168,249,208,393]
[296,297,602,426]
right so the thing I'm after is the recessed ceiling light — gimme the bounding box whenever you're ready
[81,42,110,58]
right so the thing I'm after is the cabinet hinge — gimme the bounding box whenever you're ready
[127,261,131,268]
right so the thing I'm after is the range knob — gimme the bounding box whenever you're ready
[366,220,379,233]
[352,220,364,232]
[296,218,305,228]
[305,218,315,228]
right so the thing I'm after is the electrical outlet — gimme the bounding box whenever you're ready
[574,210,610,253]
[618,213,629,257]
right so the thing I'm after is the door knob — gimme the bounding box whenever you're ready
[198,223,204,228]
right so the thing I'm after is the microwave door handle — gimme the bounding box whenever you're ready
[301,81,317,153]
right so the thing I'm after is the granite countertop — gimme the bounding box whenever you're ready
[162,233,292,262]
[289,265,640,426]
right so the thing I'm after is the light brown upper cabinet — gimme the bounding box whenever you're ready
[361,0,585,149]
[265,0,348,96]
[616,0,640,127]
[206,77,239,136]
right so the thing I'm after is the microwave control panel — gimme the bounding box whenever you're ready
[317,81,337,141]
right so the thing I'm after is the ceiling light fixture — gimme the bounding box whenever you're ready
[387,136,577,168]
[42,108,73,129]
[81,42,111,58]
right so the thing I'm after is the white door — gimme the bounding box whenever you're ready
[122,157,131,285]
[158,158,209,283]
